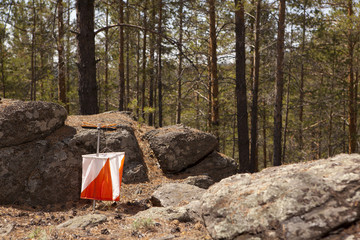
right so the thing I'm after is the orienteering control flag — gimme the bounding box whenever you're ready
[81,152,125,201]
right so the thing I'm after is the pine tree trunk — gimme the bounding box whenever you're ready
[104,6,109,111]
[273,0,286,166]
[0,28,5,98]
[76,0,98,114]
[141,1,147,120]
[176,0,184,124]
[209,0,219,136]
[262,98,267,168]
[148,0,156,126]
[125,0,130,111]
[298,0,307,152]
[235,0,250,172]
[136,11,141,118]
[282,27,293,164]
[250,0,261,172]
[58,0,66,106]
[348,0,356,153]
[65,0,71,113]
[283,62,291,164]
[157,0,163,127]
[118,0,125,111]
[31,0,37,101]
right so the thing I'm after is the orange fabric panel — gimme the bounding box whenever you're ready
[80,158,113,201]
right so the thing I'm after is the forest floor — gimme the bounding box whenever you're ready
[0,112,212,240]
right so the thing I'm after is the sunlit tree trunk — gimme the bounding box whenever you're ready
[76,0,98,114]
[250,0,261,172]
[273,0,286,166]
[235,0,250,172]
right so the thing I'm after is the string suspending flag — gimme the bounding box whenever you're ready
[81,152,125,201]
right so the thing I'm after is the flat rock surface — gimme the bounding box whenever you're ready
[201,154,360,240]
[151,183,205,207]
[57,214,107,229]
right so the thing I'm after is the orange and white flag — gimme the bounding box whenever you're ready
[80,152,125,201]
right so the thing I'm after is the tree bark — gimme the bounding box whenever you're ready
[157,0,163,127]
[273,0,286,166]
[348,0,356,153]
[104,5,109,111]
[125,0,130,111]
[209,0,219,136]
[0,28,5,98]
[76,0,98,114]
[298,0,307,151]
[262,98,267,168]
[148,0,156,126]
[176,0,184,124]
[58,0,66,106]
[31,0,37,101]
[141,1,147,120]
[235,0,250,172]
[118,0,125,111]
[136,11,141,117]
[250,0,261,172]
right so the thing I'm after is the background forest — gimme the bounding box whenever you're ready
[0,0,359,172]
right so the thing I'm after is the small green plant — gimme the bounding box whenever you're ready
[28,227,49,240]
[132,218,154,231]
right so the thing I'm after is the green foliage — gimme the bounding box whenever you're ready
[28,227,49,240]
[132,218,155,231]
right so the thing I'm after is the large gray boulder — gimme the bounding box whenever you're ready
[201,154,360,240]
[151,183,205,207]
[0,100,67,147]
[183,151,238,182]
[0,136,81,205]
[144,125,218,173]
[70,127,148,183]
[0,101,148,206]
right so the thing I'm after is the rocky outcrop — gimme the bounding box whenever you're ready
[0,100,147,206]
[151,183,205,207]
[144,125,218,173]
[201,154,360,240]
[183,151,238,182]
[71,128,148,183]
[0,100,67,147]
